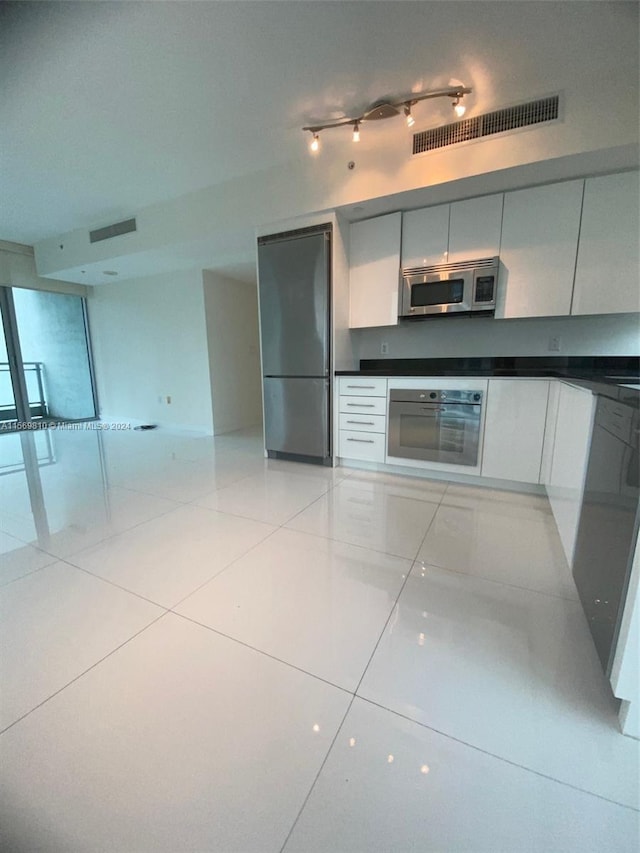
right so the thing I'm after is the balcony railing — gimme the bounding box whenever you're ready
[0,361,48,423]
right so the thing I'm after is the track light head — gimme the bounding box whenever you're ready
[404,104,415,128]
[452,96,466,118]
[352,122,360,143]
[310,132,320,152]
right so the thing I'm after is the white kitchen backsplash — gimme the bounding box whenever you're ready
[352,312,640,361]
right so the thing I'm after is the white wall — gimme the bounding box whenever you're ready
[202,271,262,434]
[88,269,213,432]
[353,313,640,362]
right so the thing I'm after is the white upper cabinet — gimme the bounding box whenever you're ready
[401,205,450,269]
[572,171,640,315]
[480,379,549,484]
[496,180,584,319]
[349,212,401,328]
[402,195,503,269]
[448,194,504,263]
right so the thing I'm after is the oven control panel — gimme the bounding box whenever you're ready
[390,389,483,405]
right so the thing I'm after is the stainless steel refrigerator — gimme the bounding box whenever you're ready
[257,224,331,464]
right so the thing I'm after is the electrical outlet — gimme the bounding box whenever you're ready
[381,341,389,355]
[548,336,561,352]
[166,395,172,404]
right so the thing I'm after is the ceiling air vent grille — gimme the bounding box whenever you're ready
[89,218,137,243]
[412,95,560,155]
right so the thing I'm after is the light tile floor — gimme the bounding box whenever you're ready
[0,425,638,852]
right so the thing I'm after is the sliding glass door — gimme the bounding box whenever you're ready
[0,298,19,426]
[0,286,97,432]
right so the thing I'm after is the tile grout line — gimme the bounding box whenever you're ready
[170,610,354,698]
[417,482,580,604]
[0,561,58,590]
[20,470,344,617]
[168,524,284,610]
[277,482,451,850]
[56,557,172,611]
[355,695,640,814]
[350,485,447,699]
[417,556,583,604]
[277,694,358,853]
[166,469,354,609]
[281,475,447,562]
[0,611,170,738]
[19,495,193,566]
[40,498,282,606]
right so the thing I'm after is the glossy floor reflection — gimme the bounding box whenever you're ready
[0,425,638,852]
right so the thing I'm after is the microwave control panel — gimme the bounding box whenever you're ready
[474,275,496,304]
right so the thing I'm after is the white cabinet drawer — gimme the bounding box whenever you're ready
[339,430,386,462]
[338,377,387,397]
[339,395,387,415]
[338,413,386,433]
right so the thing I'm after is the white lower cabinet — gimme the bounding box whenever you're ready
[480,380,550,484]
[335,377,595,505]
[546,382,596,566]
[337,376,387,463]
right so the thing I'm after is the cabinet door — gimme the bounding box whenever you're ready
[496,180,584,318]
[546,383,595,567]
[572,171,640,315]
[481,380,549,483]
[349,213,401,328]
[401,205,450,269]
[448,194,504,263]
[539,380,560,486]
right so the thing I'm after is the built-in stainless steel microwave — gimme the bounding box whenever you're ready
[400,257,499,318]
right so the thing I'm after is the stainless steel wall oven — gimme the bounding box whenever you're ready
[388,388,483,466]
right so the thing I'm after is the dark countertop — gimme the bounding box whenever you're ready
[335,356,640,406]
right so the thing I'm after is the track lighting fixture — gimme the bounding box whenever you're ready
[303,85,470,151]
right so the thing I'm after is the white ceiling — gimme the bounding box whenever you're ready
[0,0,597,245]
[2,0,638,259]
